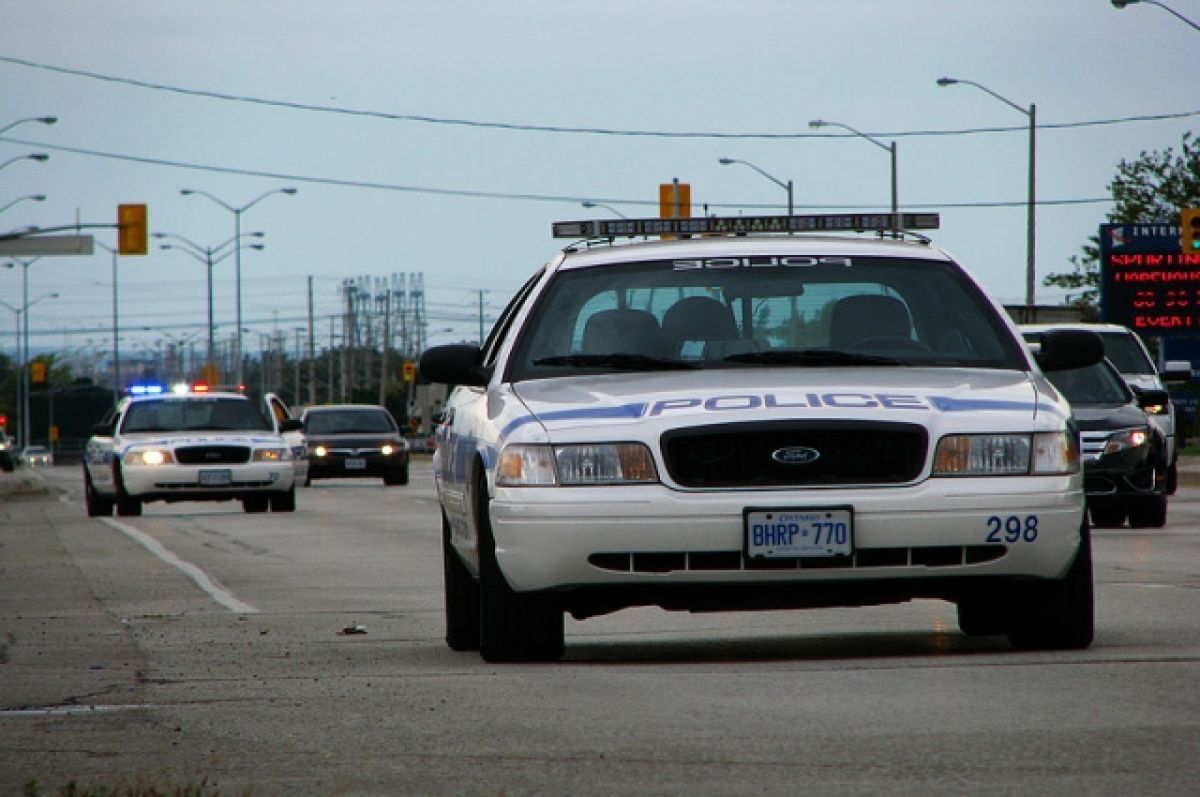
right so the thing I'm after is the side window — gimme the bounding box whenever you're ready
[481,268,545,368]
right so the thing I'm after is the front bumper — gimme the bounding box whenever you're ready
[489,475,1085,598]
[121,462,295,500]
[308,452,408,479]
[1082,450,1165,498]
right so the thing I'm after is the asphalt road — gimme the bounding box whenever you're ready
[2,462,1198,796]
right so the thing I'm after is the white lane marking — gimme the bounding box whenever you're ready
[100,517,259,614]
[1,704,155,717]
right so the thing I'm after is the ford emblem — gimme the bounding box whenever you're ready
[771,446,821,465]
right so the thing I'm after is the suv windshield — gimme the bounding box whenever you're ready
[305,409,396,435]
[508,255,1025,380]
[1044,360,1132,406]
[121,397,273,433]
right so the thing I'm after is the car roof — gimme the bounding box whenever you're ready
[554,234,955,271]
[1018,322,1137,335]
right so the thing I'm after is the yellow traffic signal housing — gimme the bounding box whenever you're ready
[118,203,148,255]
[30,361,47,383]
[1182,208,1200,253]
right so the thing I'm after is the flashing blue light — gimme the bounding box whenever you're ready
[128,383,165,396]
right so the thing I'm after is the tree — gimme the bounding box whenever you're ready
[1043,132,1200,314]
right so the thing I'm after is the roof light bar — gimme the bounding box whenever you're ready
[552,212,939,240]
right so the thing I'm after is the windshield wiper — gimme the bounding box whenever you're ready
[723,349,905,366]
[534,353,701,371]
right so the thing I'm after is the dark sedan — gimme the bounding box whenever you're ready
[1044,358,1170,528]
[302,404,409,486]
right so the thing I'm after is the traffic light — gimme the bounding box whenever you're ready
[30,361,46,383]
[1182,208,1200,253]
[117,203,148,255]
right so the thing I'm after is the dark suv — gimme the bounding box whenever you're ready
[1043,358,1170,528]
[0,429,14,472]
[302,404,410,486]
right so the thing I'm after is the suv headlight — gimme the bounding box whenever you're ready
[1103,428,1150,456]
[497,443,659,486]
[253,447,291,462]
[933,432,1078,476]
[124,449,175,466]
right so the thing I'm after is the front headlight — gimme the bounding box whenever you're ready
[312,445,328,458]
[933,432,1078,476]
[1103,428,1150,456]
[497,443,659,486]
[124,449,175,466]
[253,447,291,462]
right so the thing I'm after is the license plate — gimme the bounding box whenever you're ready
[345,457,366,470]
[199,468,232,487]
[745,507,853,559]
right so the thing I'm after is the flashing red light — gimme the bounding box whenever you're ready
[191,383,210,393]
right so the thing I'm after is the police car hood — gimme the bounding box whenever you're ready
[117,432,283,450]
[509,367,1056,442]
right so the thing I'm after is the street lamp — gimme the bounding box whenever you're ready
[0,116,56,136]
[0,195,46,214]
[937,76,1037,307]
[1111,0,1200,31]
[808,119,898,219]
[0,288,58,450]
[718,157,794,215]
[0,153,49,172]
[155,231,265,379]
[180,187,298,385]
[581,201,628,218]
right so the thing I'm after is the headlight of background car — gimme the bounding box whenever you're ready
[124,449,175,466]
[252,447,291,462]
[1103,428,1150,456]
[933,432,1078,476]
[497,443,658,486]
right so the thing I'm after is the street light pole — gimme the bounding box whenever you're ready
[808,120,898,219]
[0,195,46,215]
[718,157,794,215]
[581,201,628,218]
[0,116,57,136]
[156,232,264,382]
[937,77,1037,307]
[92,240,123,403]
[180,188,298,387]
[1111,0,1200,31]
[0,284,57,450]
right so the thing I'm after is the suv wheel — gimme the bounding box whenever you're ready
[1089,502,1126,528]
[1128,495,1167,529]
[1007,523,1094,651]
[270,486,296,512]
[475,472,564,662]
[242,495,270,513]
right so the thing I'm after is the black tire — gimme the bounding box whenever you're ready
[1166,460,1178,496]
[1128,495,1167,529]
[956,595,1008,637]
[443,513,480,651]
[1089,501,1126,528]
[242,495,270,513]
[270,486,296,512]
[475,472,564,662]
[1,460,13,473]
[384,465,409,487]
[83,468,114,518]
[113,466,143,517]
[1007,523,1094,651]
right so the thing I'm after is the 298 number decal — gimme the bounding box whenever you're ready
[985,515,1039,543]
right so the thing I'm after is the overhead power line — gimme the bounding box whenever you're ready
[0,134,1113,211]
[2,54,1198,139]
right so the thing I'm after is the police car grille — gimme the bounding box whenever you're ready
[175,445,251,464]
[662,421,927,487]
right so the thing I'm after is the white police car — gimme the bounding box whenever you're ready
[83,386,302,516]
[420,213,1104,662]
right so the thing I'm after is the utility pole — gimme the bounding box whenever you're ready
[307,275,316,406]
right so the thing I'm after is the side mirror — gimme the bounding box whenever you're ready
[419,344,491,387]
[1161,360,1192,383]
[279,419,303,433]
[1136,389,1171,413]
[1032,329,1105,373]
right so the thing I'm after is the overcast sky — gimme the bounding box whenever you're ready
[1,0,1197,363]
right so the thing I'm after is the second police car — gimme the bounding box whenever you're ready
[420,213,1104,662]
[83,385,303,516]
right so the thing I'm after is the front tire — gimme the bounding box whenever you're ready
[384,465,409,486]
[1128,495,1167,528]
[84,468,114,517]
[475,472,564,662]
[1089,501,1126,528]
[242,495,270,513]
[270,486,296,512]
[113,466,142,517]
[1007,523,1094,651]
[443,513,480,651]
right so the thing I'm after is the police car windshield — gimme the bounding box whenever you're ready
[120,397,274,433]
[508,255,1025,380]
